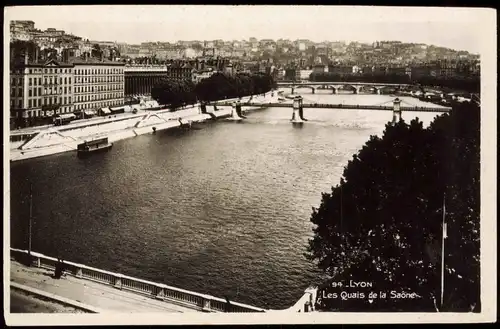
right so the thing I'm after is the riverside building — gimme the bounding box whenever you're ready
[124,64,169,97]
[71,58,125,114]
[10,56,75,127]
[10,54,126,128]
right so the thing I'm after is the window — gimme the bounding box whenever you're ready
[29,78,32,86]
[29,69,33,74]
[65,77,67,84]
[39,78,42,85]
[44,98,47,105]
[18,89,22,97]
[18,100,22,108]
[69,77,71,84]
[29,99,32,108]
[64,97,67,104]
[38,99,42,107]
[34,89,37,97]
[69,97,71,103]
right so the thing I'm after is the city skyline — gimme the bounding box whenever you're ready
[5,5,487,53]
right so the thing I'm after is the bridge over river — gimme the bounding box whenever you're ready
[277,81,413,94]
[218,96,450,124]
[220,99,450,113]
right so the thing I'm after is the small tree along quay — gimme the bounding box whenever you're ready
[151,73,276,109]
[306,101,480,312]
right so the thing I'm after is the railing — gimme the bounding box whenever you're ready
[278,82,411,87]
[232,102,450,113]
[10,248,266,313]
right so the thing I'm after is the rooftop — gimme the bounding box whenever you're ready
[67,57,126,66]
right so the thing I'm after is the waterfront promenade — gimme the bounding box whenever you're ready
[9,92,277,162]
[8,248,276,313]
[10,260,196,313]
[9,248,316,313]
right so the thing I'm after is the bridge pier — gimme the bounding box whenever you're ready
[291,88,295,95]
[311,88,315,94]
[375,88,381,95]
[235,101,245,118]
[392,98,402,124]
[230,101,244,120]
[291,96,305,123]
[331,87,337,94]
[353,86,361,94]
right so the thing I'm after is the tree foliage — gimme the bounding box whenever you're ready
[151,73,276,108]
[91,44,103,59]
[307,101,480,312]
[10,40,38,63]
[151,78,197,109]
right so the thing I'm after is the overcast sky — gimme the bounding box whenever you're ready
[5,6,492,54]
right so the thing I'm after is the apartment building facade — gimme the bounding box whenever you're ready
[10,58,74,122]
[71,60,125,112]
[10,55,126,125]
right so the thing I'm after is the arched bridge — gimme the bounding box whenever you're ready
[277,82,411,95]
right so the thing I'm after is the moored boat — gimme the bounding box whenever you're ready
[77,137,113,157]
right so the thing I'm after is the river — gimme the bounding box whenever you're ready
[9,90,443,309]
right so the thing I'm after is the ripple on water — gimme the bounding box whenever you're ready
[10,94,442,309]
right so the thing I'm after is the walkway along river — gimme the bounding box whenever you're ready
[9,90,443,309]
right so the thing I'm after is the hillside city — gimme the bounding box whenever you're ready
[11,20,480,80]
[9,20,480,129]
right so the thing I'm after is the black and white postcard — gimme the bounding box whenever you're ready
[3,5,497,325]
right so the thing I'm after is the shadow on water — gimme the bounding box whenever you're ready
[158,127,196,137]
[291,123,305,129]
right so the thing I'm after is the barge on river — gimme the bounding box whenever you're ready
[77,137,113,157]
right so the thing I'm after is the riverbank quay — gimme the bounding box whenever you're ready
[9,248,317,314]
[9,91,278,162]
[10,260,197,313]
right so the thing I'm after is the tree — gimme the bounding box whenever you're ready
[307,101,480,312]
[91,44,102,59]
[10,40,39,63]
[153,72,276,107]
